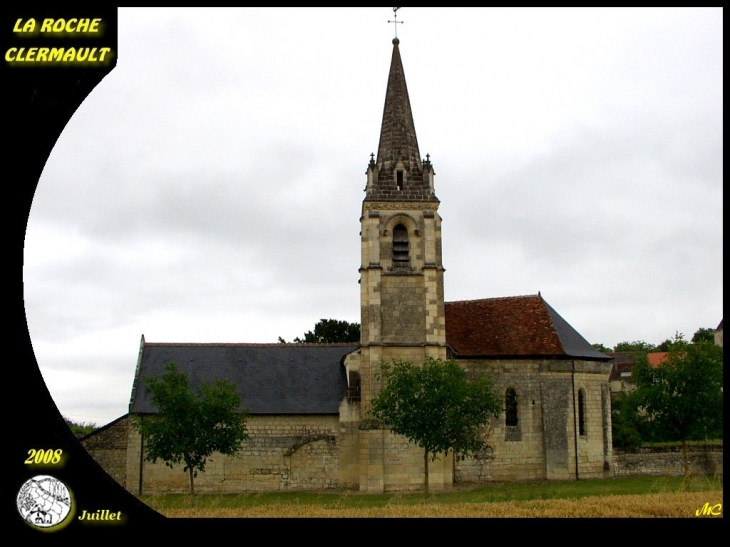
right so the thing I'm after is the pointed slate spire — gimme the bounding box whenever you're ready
[377,37,421,172]
[366,38,437,201]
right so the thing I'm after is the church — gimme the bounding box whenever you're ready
[83,36,613,495]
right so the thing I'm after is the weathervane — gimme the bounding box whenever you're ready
[388,7,403,39]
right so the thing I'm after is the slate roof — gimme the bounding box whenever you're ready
[131,296,607,416]
[129,341,358,415]
[444,294,610,361]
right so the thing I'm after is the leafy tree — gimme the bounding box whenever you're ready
[610,393,642,450]
[369,357,502,495]
[64,417,97,438]
[630,334,723,485]
[592,343,612,353]
[656,338,675,352]
[613,340,656,353]
[656,331,686,352]
[133,363,248,502]
[280,318,360,344]
[691,327,715,345]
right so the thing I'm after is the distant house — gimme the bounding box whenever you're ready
[607,352,638,395]
[647,352,668,368]
[715,319,723,348]
[607,351,669,396]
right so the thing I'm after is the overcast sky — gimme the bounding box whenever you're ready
[23,8,723,426]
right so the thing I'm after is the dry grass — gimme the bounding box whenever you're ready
[159,491,723,518]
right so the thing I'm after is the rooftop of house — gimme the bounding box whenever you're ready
[647,352,669,368]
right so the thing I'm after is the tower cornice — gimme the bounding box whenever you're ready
[362,200,440,211]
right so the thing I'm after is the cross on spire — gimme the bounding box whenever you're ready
[388,7,403,39]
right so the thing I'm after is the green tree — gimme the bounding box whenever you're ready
[133,363,248,502]
[613,340,656,353]
[64,417,97,438]
[691,327,715,344]
[656,338,675,352]
[630,335,723,485]
[610,393,642,450]
[592,343,612,354]
[280,318,360,343]
[369,357,502,496]
[656,331,684,352]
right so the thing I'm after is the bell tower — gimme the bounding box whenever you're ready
[358,37,449,492]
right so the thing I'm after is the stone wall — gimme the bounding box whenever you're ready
[380,274,426,344]
[126,414,341,495]
[80,414,130,488]
[95,413,722,495]
[455,359,611,483]
[456,359,547,483]
[612,445,723,478]
[572,371,612,479]
[358,428,452,492]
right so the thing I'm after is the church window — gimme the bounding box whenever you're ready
[578,389,587,436]
[347,371,361,403]
[392,224,409,264]
[396,170,404,191]
[505,388,518,427]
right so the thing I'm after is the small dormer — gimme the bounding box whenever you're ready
[394,160,406,192]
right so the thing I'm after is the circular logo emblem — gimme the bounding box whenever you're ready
[17,475,72,529]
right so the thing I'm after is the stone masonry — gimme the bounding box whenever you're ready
[125,415,341,495]
[80,414,130,488]
[613,445,723,478]
[454,359,612,483]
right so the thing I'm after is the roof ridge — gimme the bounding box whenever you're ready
[445,294,540,305]
[142,342,360,348]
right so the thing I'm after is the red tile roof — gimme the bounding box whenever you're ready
[445,294,606,359]
[647,352,668,368]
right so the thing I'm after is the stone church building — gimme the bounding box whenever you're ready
[82,37,612,494]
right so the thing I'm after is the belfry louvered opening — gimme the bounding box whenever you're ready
[392,224,409,264]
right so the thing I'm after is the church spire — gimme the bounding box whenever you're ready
[366,37,436,201]
[377,38,421,170]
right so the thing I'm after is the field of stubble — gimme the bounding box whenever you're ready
[144,476,723,518]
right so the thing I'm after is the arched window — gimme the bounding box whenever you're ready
[578,389,586,436]
[505,388,518,427]
[392,224,409,265]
